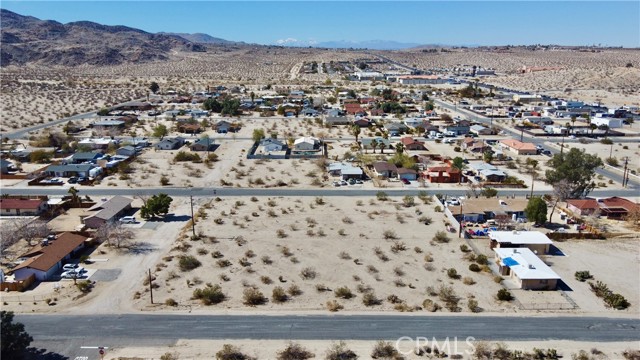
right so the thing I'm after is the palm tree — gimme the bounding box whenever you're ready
[590,123,598,135]
[570,116,577,134]
[395,142,404,155]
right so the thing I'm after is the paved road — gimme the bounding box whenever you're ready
[0,186,634,198]
[14,314,640,358]
[2,98,146,140]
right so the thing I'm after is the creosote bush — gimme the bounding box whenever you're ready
[192,285,225,305]
[277,342,314,360]
[243,288,267,306]
[179,255,202,271]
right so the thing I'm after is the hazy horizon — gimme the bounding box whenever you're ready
[2,1,639,48]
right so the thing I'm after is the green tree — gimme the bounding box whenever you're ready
[29,150,51,164]
[481,187,498,198]
[483,151,493,164]
[451,157,466,184]
[221,98,240,116]
[1,311,33,359]
[153,124,168,140]
[252,129,265,143]
[140,194,173,219]
[203,98,222,112]
[97,108,110,116]
[395,142,404,155]
[545,148,603,198]
[62,120,75,135]
[149,82,160,94]
[525,197,547,225]
[589,123,598,135]
[249,91,255,103]
[68,186,80,206]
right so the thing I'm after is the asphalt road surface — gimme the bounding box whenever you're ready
[0,186,635,198]
[14,314,640,359]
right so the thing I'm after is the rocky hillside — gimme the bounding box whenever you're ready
[0,9,206,66]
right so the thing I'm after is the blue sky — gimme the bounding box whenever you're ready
[2,1,639,47]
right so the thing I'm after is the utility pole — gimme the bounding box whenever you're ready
[458,202,463,239]
[148,269,154,304]
[622,157,629,187]
[190,195,196,238]
[520,127,524,142]
[609,143,613,159]
[560,133,565,155]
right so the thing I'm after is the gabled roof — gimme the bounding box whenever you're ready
[494,247,560,280]
[47,164,96,173]
[400,137,423,146]
[373,161,397,172]
[13,232,89,272]
[397,167,417,175]
[500,139,537,151]
[0,198,45,210]
[566,199,598,210]
[72,152,103,161]
[86,196,133,221]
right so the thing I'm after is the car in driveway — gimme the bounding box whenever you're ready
[119,216,136,224]
[401,178,411,185]
[63,263,80,271]
[68,177,78,184]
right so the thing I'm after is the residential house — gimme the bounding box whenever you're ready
[129,138,150,147]
[464,139,490,154]
[301,108,318,117]
[353,118,371,128]
[77,138,117,150]
[155,137,185,150]
[46,164,99,178]
[178,123,202,134]
[369,109,384,117]
[591,117,623,129]
[83,196,133,229]
[566,197,638,219]
[344,103,366,116]
[449,197,528,223]
[494,247,560,290]
[523,117,554,126]
[116,146,137,158]
[373,161,397,178]
[71,152,104,164]
[424,166,462,183]
[190,138,216,152]
[397,167,418,181]
[500,139,538,156]
[324,116,351,127]
[469,162,507,182]
[12,232,90,281]
[328,162,363,180]
[91,120,125,131]
[445,120,471,135]
[397,75,447,85]
[513,94,543,103]
[469,125,492,136]
[293,137,321,152]
[400,137,427,151]
[384,122,409,135]
[259,138,287,153]
[214,120,233,133]
[489,231,553,255]
[0,198,48,216]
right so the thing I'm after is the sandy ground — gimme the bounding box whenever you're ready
[104,339,639,360]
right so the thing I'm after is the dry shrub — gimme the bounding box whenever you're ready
[300,267,317,280]
[272,286,288,303]
[215,344,254,360]
[325,341,358,360]
[243,288,267,306]
[334,286,354,299]
[371,340,401,359]
[326,299,344,312]
[277,342,314,360]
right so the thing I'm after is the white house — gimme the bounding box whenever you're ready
[293,137,320,151]
[591,117,623,129]
[494,247,560,290]
[489,231,553,255]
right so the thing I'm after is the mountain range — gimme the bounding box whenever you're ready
[0,9,435,67]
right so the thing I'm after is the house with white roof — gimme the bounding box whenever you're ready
[293,137,320,152]
[489,231,553,255]
[327,162,363,180]
[494,247,560,290]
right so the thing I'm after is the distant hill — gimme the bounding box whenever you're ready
[0,9,206,66]
[314,40,421,50]
[160,32,235,45]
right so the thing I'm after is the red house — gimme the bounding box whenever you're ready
[424,166,462,183]
[400,137,427,151]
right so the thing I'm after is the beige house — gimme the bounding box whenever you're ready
[489,230,553,255]
[499,139,537,155]
[494,247,560,290]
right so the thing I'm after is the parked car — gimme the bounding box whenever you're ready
[62,264,79,271]
[119,216,136,224]
[340,180,348,186]
[68,177,78,184]
[401,178,411,185]
[77,176,88,183]
[333,181,341,187]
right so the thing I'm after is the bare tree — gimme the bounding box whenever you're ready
[548,179,573,222]
[95,221,134,248]
[0,219,50,256]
